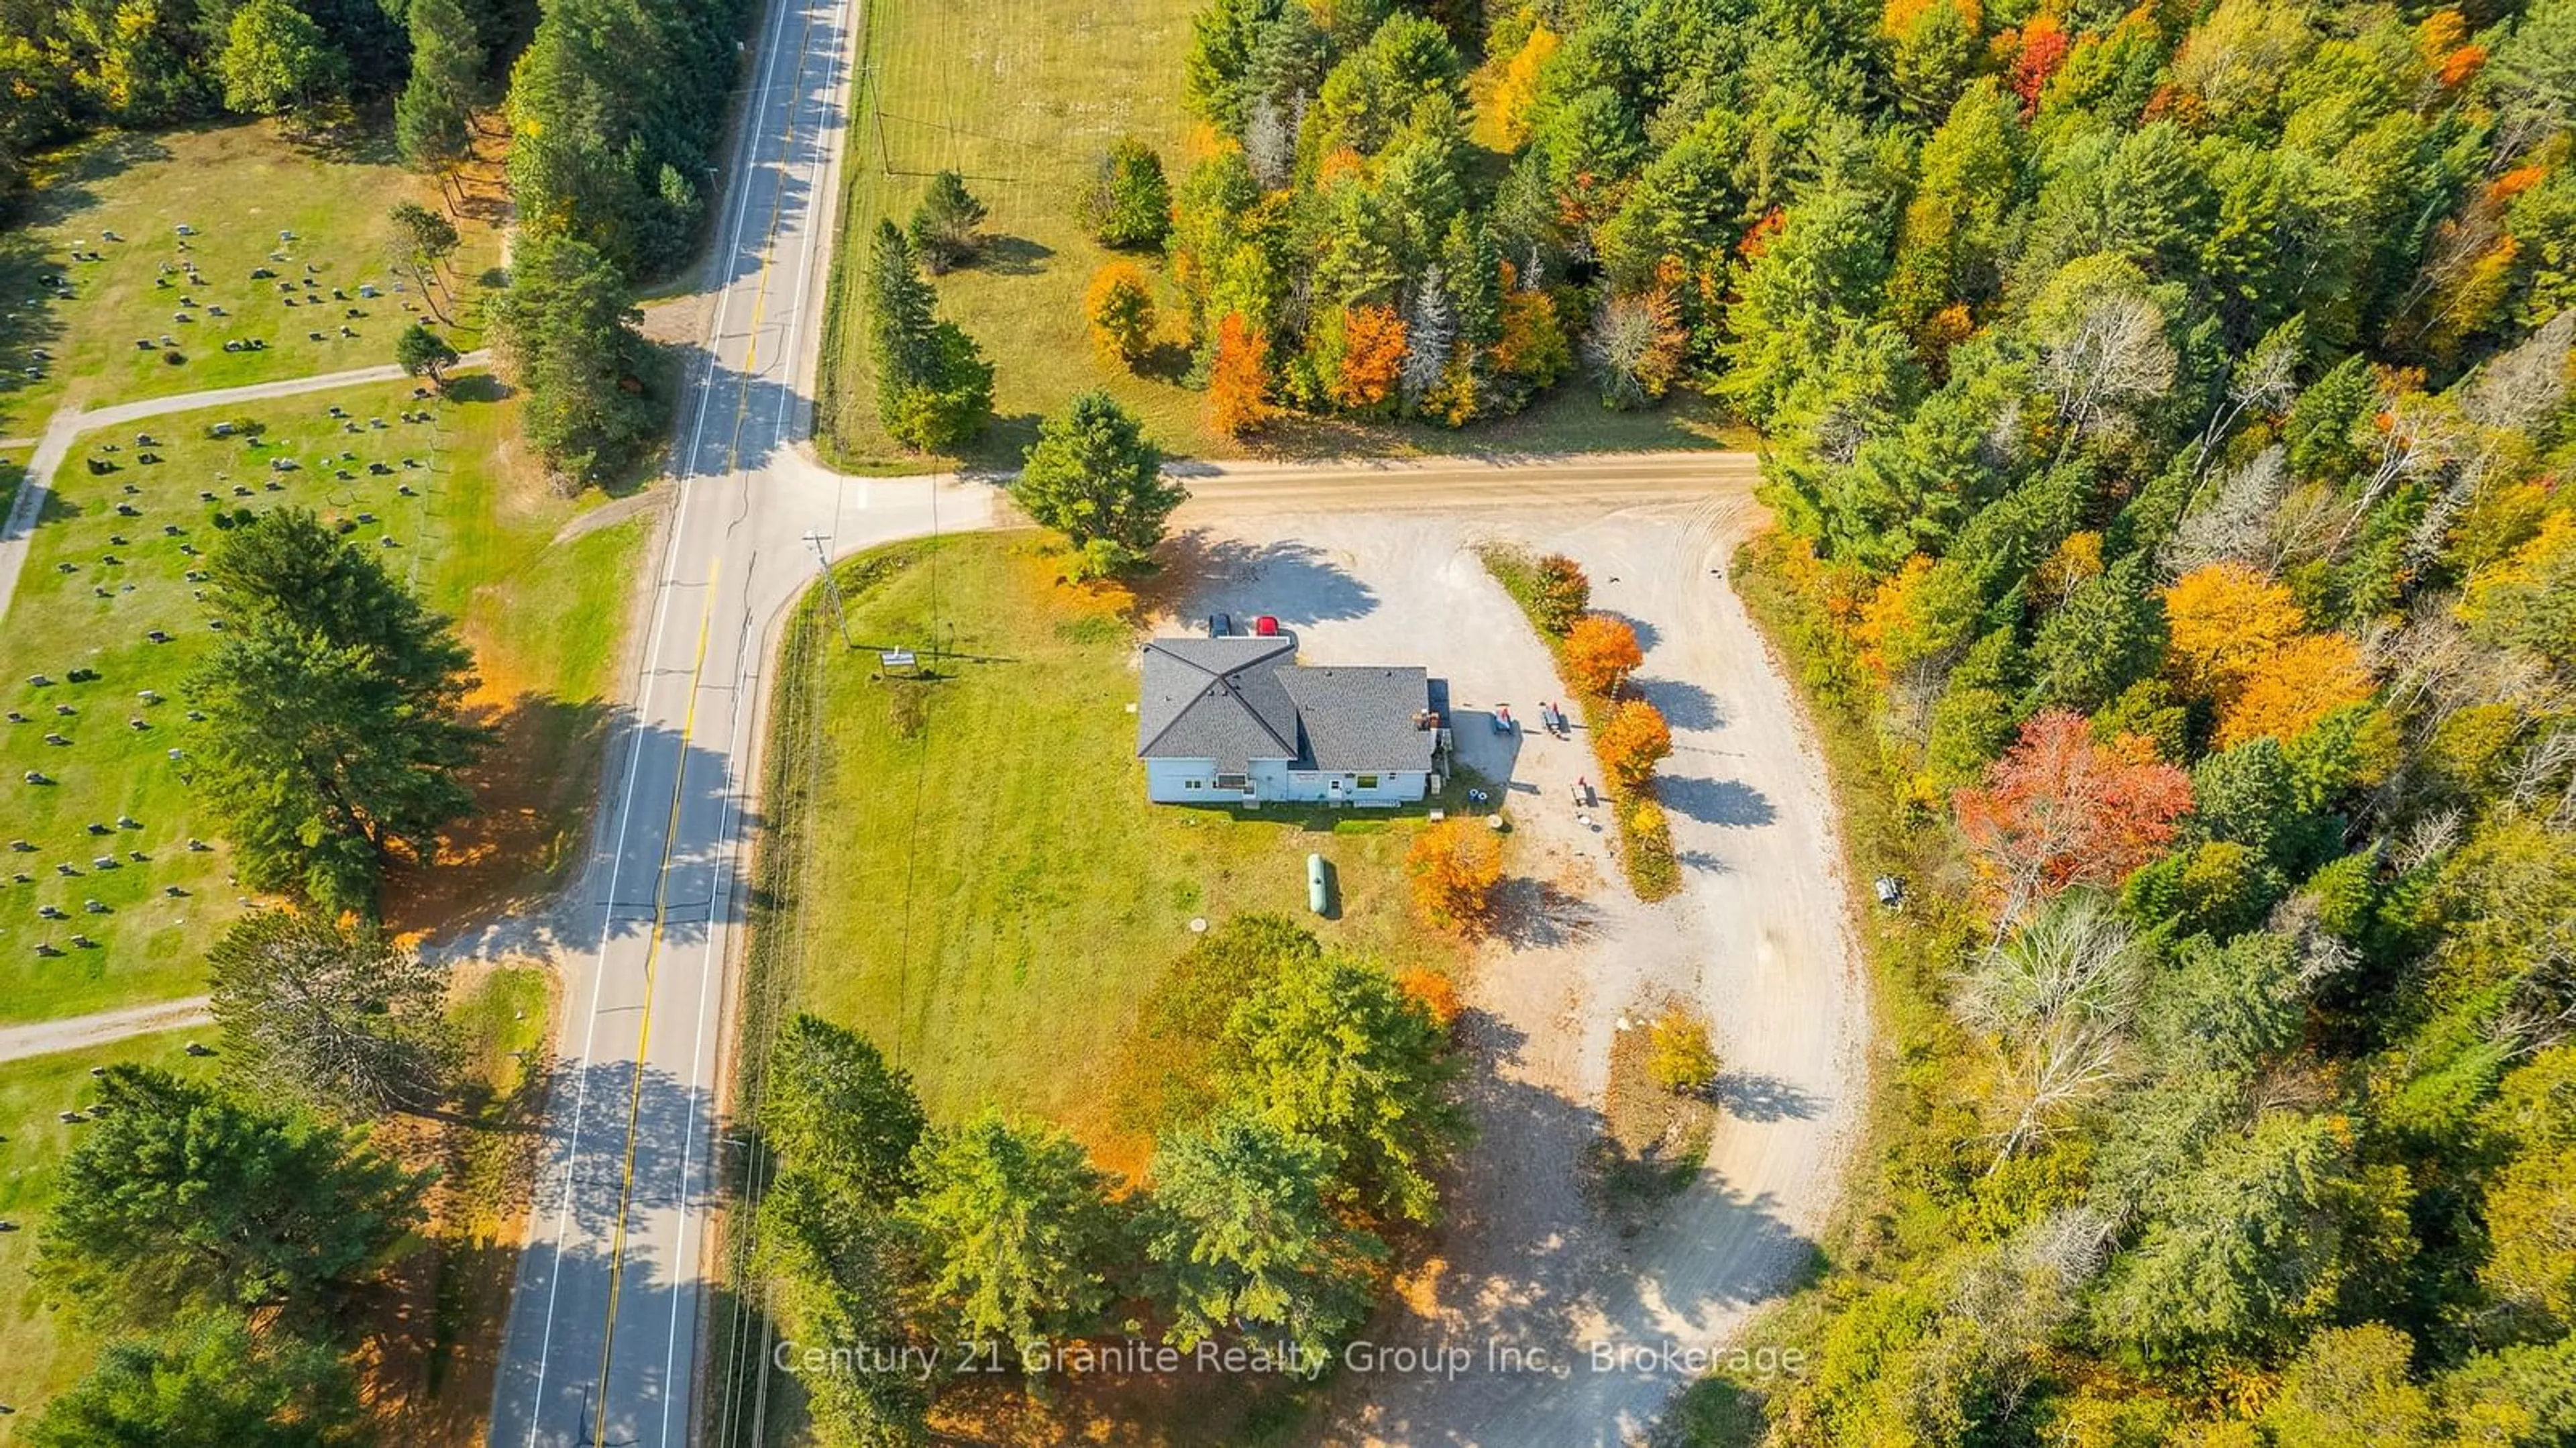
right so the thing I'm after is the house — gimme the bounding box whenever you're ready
[1136,634,1447,806]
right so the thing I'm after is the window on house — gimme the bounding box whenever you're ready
[1357,774,1380,789]
[1216,773,1247,790]
[1184,779,1203,790]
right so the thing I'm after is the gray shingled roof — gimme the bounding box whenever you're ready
[1136,636,1301,772]
[1138,637,1436,774]
[1277,666,1436,772]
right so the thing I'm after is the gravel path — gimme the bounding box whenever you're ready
[0,995,211,1062]
[1171,485,1868,1447]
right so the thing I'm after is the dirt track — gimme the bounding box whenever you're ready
[1169,481,1869,1447]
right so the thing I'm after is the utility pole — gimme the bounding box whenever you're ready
[803,530,851,647]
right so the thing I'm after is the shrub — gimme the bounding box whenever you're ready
[1648,1006,1720,1094]
[1085,262,1158,368]
[1619,795,1679,899]
[1208,312,1279,436]
[1533,553,1590,633]
[909,169,987,272]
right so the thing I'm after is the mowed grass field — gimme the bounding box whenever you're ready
[814,0,1735,470]
[0,374,648,1021]
[761,532,1455,1174]
[0,1029,221,1437]
[0,123,500,436]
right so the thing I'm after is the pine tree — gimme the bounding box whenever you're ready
[394,0,480,185]
[1401,265,1453,412]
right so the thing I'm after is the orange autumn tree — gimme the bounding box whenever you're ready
[1564,614,1645,696]
[1953,709,2194,931]
[1597,699,1674,792]
[1208,311,1278,437]
[1083,262,1157,369]
[1328,303,1407,411]
[2163,562,2375,747]
[1407,819,1505,933]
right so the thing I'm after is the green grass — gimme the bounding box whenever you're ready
[0,1029,222,1441]
[0,123,503,436]
[0,374,645,1022]
[753,532,1453,1170]
[814,0,1739,471]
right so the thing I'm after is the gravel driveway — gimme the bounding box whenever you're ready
[1165,487,1869,1447]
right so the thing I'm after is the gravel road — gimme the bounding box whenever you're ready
[1169,485,1868,1447]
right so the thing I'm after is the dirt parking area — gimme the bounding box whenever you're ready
[1159,487,1869,1447]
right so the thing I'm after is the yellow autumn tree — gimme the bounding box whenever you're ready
[1407,819,1505,933]
[2165,562,2375,747]
[2163,562,2306,698]
[2216,631,2375,747]
[1083,262,1157,369]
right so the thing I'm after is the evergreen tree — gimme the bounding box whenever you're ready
[899,1110,1119,1354]
[1010,391,1185,576]
[394,0,480,183]
[1140,1108,1385,1359]
[39,1068,428,1321]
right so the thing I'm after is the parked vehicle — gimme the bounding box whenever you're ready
[1254,615,1281,636]
[1493,704,1515,733]
[1205,611,1232,637]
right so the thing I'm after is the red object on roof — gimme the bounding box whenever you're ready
[1254,615,1280,636]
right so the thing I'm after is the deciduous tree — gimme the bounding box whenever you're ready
[219,0,346,119]
[1953,710,2194,931]
[1208,311,1279,435]
[1405,818,1503,933]
[1596,699,1673,791]
[394,321,460,385]
[1084,262,1159,369]
[1648,1006,1721,1094]
[1564,614,1645,696]
[1083,137,1173,249]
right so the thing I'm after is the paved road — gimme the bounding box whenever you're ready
[0,996,211,1062]
[480,0,997,1441]
[0,352,490,629]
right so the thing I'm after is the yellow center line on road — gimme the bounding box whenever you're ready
[584,2,820,1435]
[591,554,719,1448]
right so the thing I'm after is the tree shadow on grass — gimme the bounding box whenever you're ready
[977,234,1053,276]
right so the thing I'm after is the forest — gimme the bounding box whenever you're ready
[1123,0,2573,1430]
[1163,0,2576,1436]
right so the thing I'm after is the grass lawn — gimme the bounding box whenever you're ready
[753,531,1460,1176]
[814,0,1736,471]
[0,372,648,1023]
[0,1029,221,1441]
[0,123,502,436]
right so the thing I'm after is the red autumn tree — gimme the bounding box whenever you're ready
[1953,709,2194,932]
[1208,311,1278,437]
